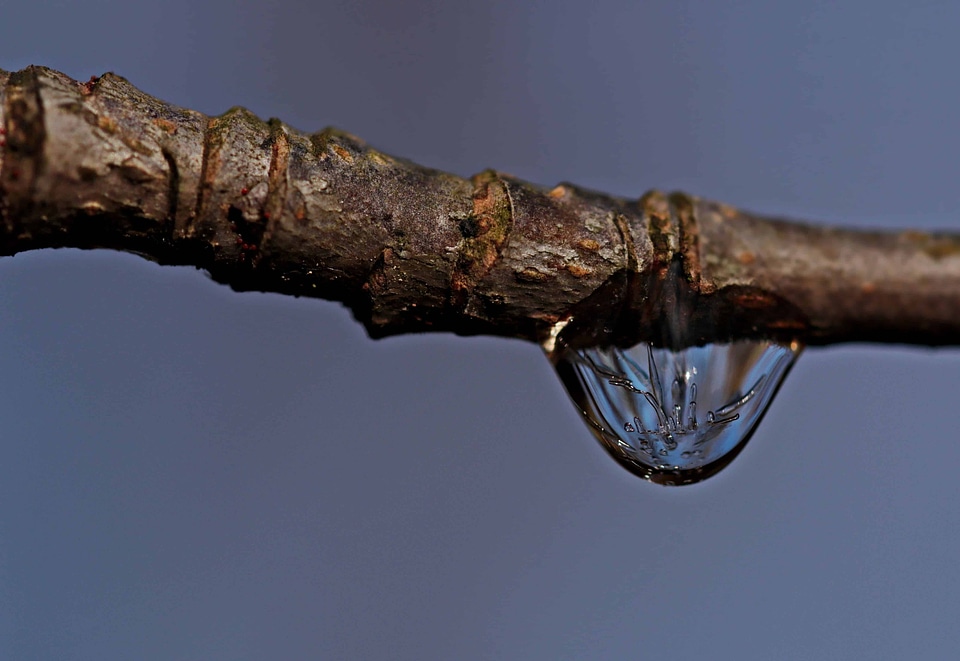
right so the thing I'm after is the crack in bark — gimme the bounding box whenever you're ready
[190,114,217,245]
[613,213,637,272]
[671,192,702,290]
[160,147,179,236]
[262,118,290,262]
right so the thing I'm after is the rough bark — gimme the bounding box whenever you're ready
[1,66,958,349]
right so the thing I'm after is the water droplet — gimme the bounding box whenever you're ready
[548,339,801,485]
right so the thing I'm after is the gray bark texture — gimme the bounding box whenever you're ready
[1,66,958,349]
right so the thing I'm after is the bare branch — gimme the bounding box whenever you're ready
[1,66,958,348]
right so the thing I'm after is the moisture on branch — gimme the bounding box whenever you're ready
[1,66,958,348]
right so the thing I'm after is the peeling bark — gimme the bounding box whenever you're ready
[1,66,958,348]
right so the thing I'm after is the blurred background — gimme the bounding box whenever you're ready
[2,2,959,659]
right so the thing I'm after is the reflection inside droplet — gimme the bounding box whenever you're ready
[548,339,802,485]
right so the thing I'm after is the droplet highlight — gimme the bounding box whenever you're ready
[549,339,801,485]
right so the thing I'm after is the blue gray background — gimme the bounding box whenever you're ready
[2,2,960,659]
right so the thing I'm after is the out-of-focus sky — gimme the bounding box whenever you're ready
[2,2,959,659]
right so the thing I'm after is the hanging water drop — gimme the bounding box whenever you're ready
[547,338,801,485]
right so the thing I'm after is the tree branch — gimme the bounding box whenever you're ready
[1,66,958,348]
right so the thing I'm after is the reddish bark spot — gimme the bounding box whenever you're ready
[97,115,118,134]
[737,251,756,265]
[516,267,550,282]
[716,203,738,220]
[332,144,353,162]
[768,319,807,330]
[733,291,778,309]
[152,118,177,134]
[566,263,592,278]
[81,75,100,95]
